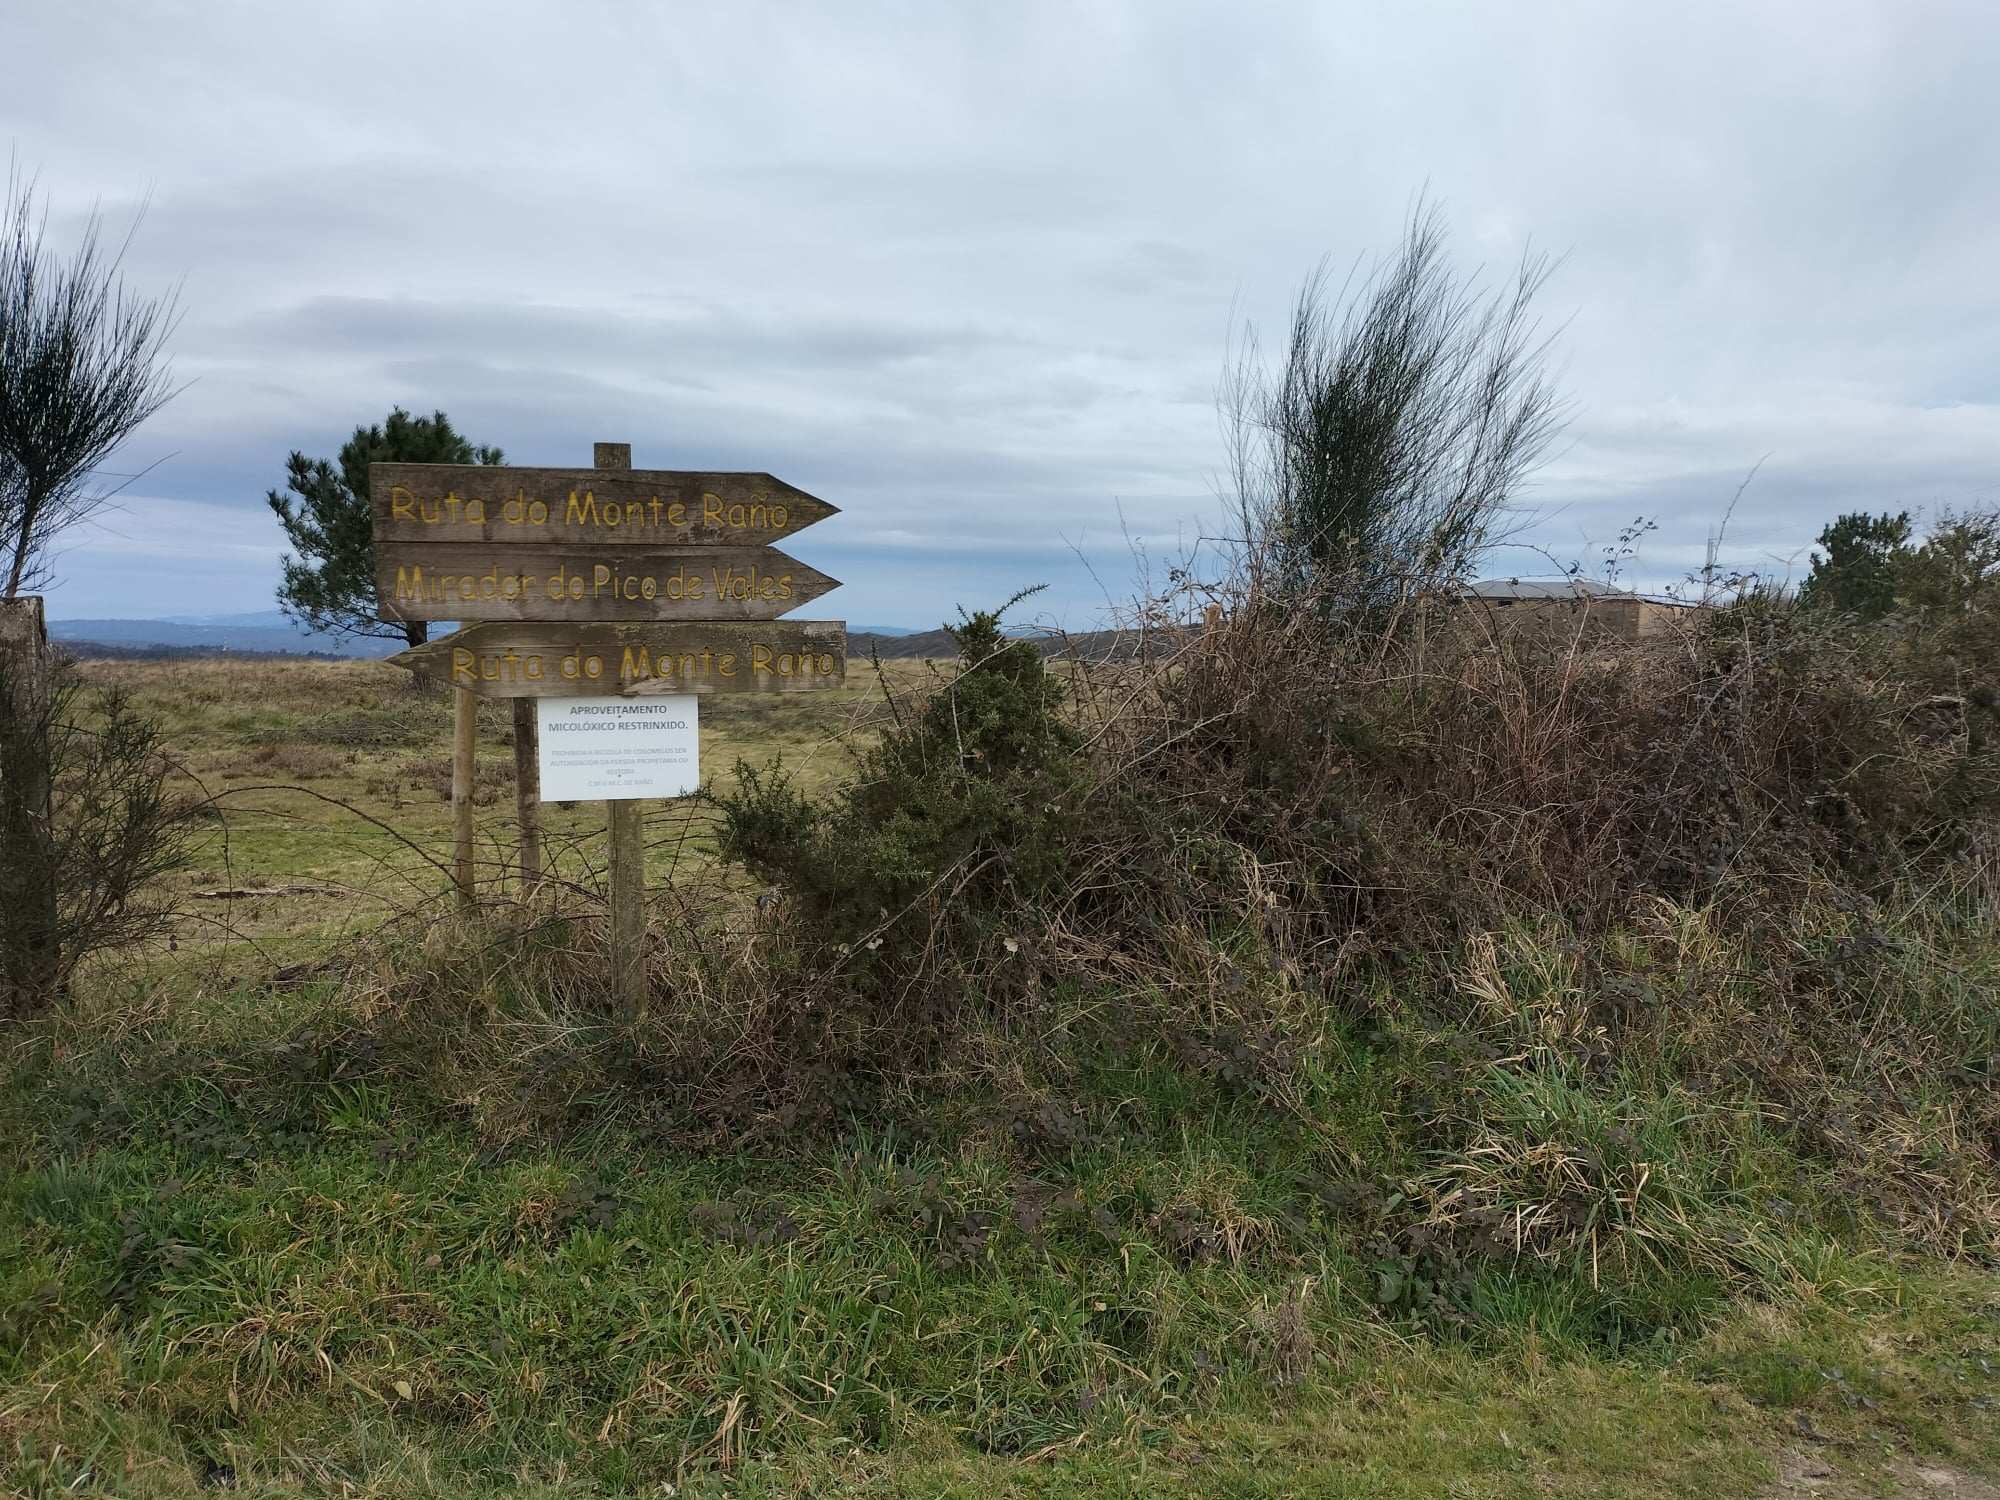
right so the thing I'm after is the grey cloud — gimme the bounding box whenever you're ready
[9,1,2000,629]
[225,296,1037,374]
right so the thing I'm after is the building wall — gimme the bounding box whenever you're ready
[1471,596,1696,642]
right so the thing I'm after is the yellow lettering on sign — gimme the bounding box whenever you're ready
[697,495,778,532]
[587,564,656,601]
[707,563,800,602]
[391,486,418,521]
[566,491,598,526]
[437,645,550,686]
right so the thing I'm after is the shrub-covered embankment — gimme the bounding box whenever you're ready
[3,587,1998,1494]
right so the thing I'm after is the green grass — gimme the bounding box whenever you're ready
[70,655,913,965]
[5,1057,2000,1497]
[4,657,1999,1496]
[7,960,2000,1496]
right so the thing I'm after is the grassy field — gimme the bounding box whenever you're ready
[3,656,1999,1497]
[82,655,918,963]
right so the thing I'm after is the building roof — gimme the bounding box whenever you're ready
[1466,577,1694,606]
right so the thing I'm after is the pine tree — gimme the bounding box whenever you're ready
[268,407,502,646]
[1798,512,1914,621]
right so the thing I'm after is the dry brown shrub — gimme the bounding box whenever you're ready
[291,573,1999,1266]
[1045,577,1999,977]
[398,752,513,806]
[249,741,351,780]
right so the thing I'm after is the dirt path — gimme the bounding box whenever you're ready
[1777,1451,2000,1498]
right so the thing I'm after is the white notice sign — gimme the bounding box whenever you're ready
[536,695,698,801]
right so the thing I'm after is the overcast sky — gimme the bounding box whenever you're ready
[8,1,1997,629]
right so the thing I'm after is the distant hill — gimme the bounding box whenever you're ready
[58,640,354,663]
[45,615,1160,665]
[47,612,409,658]
[848,629,960,659]
[47,612,929,660]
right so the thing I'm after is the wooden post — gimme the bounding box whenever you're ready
[607,797,646,1014]
[0,597,57,1013]
[512,697,541,895]
[595,441,648,1015]
[451,685,477,908]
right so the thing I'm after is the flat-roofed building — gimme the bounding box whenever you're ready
[1466,578,1700,640]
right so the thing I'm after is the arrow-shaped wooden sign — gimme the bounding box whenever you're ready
[389,620,846,698]
[370,464,837,547]
[374,543,839,622]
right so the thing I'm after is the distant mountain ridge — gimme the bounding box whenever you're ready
[47,612,927,659]
[48,612,404,657]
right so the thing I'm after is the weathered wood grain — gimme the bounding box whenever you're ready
[451,686,477,907]
[389,620,847,698]
[608,798,646,1016]
[374,543,839,622]
[511,697,541,893]
[369,463,837,547]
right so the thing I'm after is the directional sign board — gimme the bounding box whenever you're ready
[389,620,847,698]
[372,456,846,691]
[370,464,838,548]
[376,543,838,622]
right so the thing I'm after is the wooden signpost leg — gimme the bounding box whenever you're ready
[607,798,646,1016]
[512,698,541,895]
[451,685,477,908]
[593,440,648,1015]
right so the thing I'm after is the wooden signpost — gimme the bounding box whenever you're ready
[372,442,844,1014]
[375,544,838,622]
[388,619,847,695]
[369,464,836,547]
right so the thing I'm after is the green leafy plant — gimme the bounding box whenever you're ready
[715,593,1082,1012]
